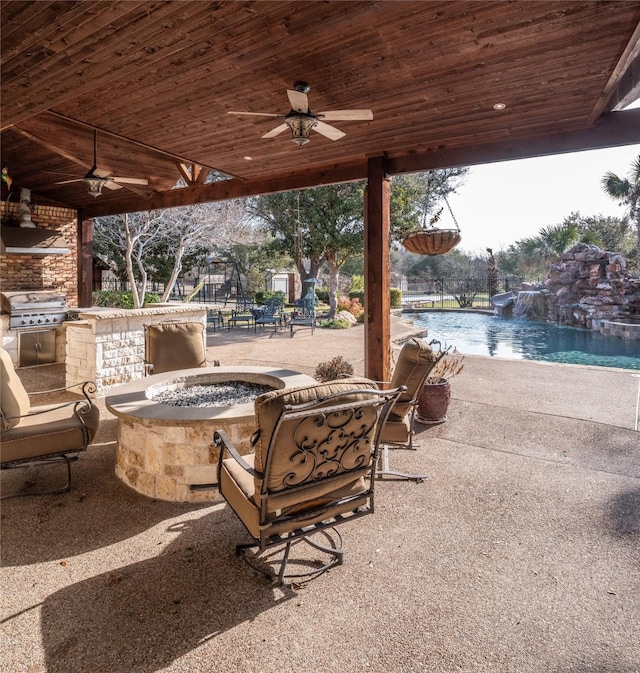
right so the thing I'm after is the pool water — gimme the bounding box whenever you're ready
[410,311,640,370]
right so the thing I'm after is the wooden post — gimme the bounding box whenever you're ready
[364,155,391,382]
[77,209,93,308]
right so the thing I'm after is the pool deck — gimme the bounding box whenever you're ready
[2,315,639,673]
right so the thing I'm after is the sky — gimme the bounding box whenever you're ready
[443,138,640,255]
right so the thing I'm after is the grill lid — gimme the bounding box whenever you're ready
[1,290,67,314]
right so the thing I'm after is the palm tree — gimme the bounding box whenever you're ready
[601,155,640,270]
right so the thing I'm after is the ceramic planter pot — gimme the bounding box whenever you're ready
[416,378,451,425]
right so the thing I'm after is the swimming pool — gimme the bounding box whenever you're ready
[409,311,640,370]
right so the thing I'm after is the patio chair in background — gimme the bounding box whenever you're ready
[376,337,440,482]
[144,321,219,375]
[206,309,225,332]
[254,297,284,332]
[215,377,404,585]
[227,300,256,330]
[0,347,100,498]
[289,297,316,337]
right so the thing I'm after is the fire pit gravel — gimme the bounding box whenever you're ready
[152,382,273,407]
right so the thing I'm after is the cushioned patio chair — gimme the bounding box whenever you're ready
[376,337,443,482]
[289,297,316,337]
[215,377,404,585]
[0,347,100,498]
[144,321,219,375]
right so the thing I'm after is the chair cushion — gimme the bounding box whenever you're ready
[145,322,206,374]
[252,377,379,474]
[0,402,100,463]
[389,338,434,419]
[0,347,30,429]
[379,415,411,444]
[220,453,262,538]
[220,452,370,539]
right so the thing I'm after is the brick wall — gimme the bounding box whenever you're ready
[1,201,79,307]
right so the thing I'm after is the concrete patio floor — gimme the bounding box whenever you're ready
[1,315,639,673]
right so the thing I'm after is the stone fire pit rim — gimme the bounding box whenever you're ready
[105,365,316,422]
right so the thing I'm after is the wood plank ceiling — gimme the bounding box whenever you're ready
[2,0,640,218]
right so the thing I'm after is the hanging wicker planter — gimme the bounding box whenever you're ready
[402,228,461,256]
[401,195,462,256]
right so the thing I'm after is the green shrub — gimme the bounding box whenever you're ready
[319,318,351,329]
[315,288,329,302]
[92,290,160,309]
[346,288,401,308]
[254,290,285,305]
[314,355,354,382]
[348,274,364,293]
[390,287,402,308]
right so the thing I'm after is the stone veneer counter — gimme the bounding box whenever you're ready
[106,366,316,503]
[64,303,208,396]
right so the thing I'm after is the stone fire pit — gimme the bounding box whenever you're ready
[105,366,315,502]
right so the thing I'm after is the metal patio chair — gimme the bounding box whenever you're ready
[254,297,284,332]
[206,309,225,332]
[376,337,443,482]
[289,297,316,337]
[215,377,404,585]
[227,300,256,330]
[0,347,100,498]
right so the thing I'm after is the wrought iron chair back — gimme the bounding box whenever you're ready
[289,297,316,336]
[254,297,284,331]
[215,378,404,584]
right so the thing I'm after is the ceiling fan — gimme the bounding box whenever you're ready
[55,130,149,197]
[228,81,373,146]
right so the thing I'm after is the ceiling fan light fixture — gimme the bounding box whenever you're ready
[84,175,105,197]
[285,114,316,146]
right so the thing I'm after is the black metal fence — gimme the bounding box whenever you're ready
[96,274,523,310]
[95,277,245,304]
[401,276,522,309]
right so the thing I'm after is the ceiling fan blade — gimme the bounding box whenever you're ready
[228,111,283,117]
[93,167,111,178]
[313,121,346,141]
[317,109,374,121]
[111,177,149,185]
[43,170,81,177]
[287,89,309,113]
[104,181,124,190]
[262,123,289,139]
[55,178,83,185]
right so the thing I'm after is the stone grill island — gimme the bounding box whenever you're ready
[106,366,316,503]
[64,304,209,395]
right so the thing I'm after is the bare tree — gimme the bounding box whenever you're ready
[158,200,250,302]
[94,200,249,307]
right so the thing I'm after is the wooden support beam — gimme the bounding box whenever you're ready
[84,161,369,218]
[364,155,391,383]
[77,209,93,308]
[388,108,640,176]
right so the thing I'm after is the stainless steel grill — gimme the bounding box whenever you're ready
[1,290,68,330]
